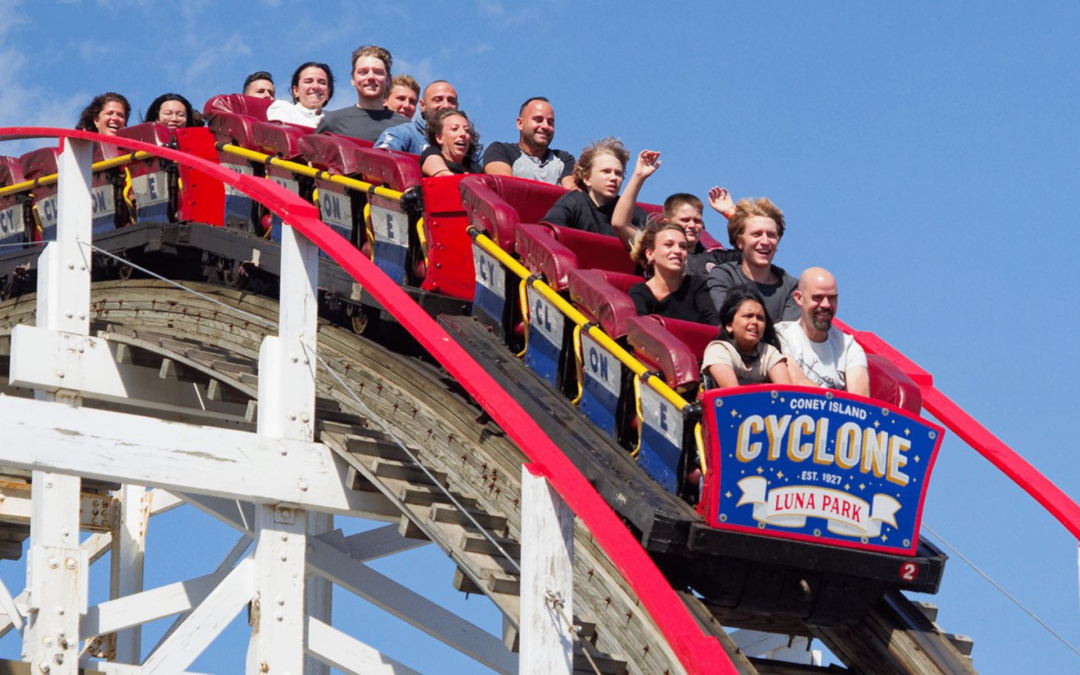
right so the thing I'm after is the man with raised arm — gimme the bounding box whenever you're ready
[776,267,870,396]
[316,45,409,141]
[483,97,575,189]
[707,197,799,322]
[375,80,483,162]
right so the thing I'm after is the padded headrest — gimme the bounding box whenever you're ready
[206,112,262,150]
[567,269,642,338]
[866,354,922,413]
[252,121,309,159]
[545,225,638,275]
[626,315,716,391]
[460,175,520,252]
[298,134,378,174]
[0,155,26,185]
[517,222,577,290]
[117,122,174,146]
[485,175,567,224]
[19,147,60,180]
[203,94,273,121]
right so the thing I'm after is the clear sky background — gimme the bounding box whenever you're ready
[2,1,1079,672]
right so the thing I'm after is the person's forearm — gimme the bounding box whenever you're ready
[611,173,647,233]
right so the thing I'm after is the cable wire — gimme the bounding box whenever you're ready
[923,523,1080,658]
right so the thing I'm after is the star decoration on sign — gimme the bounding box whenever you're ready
[777,471,785,479]
[905,428,911,436]
[874,421,880,428]
[859,483,866,490]
[882,535,888,542]
[914,455,920,463]
[731,409,738,417]
[756,466,765,474]
[844,483,850,490]
[725,491,732,498]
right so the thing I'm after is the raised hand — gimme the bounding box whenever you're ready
[635,150,662,178]
[708,186,735,217]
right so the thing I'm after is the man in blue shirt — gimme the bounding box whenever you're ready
[375,80,483,162]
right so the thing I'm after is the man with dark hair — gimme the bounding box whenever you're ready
[316,45,409,141]
[483,97,575,189]
[375,80,483,162]
[242,71,275,100]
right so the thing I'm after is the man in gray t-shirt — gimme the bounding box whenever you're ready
[316,44,409,142]
[776,267,869,396]
[483,97,576,189]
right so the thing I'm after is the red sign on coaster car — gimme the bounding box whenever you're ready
[700,385,943,556]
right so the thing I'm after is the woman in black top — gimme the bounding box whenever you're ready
[421,109,482,176]
[628,220,718,326]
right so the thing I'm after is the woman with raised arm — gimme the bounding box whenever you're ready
[144,93,198,131]
[628,219,718,325]
[267,62,334,128]
[541,137,649,245]
[420,109,482,176]
[701,284,790,388]
[76,92,130,136]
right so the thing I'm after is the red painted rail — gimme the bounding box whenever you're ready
[0,127,736,674]
[838,320,1080,542]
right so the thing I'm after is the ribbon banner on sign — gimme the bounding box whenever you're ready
[737,477,901,538]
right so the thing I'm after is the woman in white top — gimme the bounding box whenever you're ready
[701,284,790,389]
[267,62,334,128]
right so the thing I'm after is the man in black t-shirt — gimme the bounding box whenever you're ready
[484,97,576,189]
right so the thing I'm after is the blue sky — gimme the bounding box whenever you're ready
[2,0,1080,672]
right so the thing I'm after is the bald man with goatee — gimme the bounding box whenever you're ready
[776,267,870,396]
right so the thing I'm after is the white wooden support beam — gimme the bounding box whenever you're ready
[41,137,93,335]
[306,616,423,675]
[20,138,96,675]
[109,484,148,664]
[140,557,255,674]
[248,223,319,675]
[520,466,574,675]
[247,505,307,675]
[307,537,517,675]
[82,568,227,638]
[0,396,385,515]
[23,472,86,675]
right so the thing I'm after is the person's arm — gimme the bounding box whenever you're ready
[707,363,741,389]
[706,265,733,312]
[845,365,870,397]
[768,360,792,385]
[421,151,454,177]
[611,150,660,246]
[692,277,719,325]
[482,143,513,176]
[708,186,736,219]
[786,359,819,387]
[558,151,578,190]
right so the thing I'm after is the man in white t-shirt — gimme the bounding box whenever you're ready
[776,267,870,396]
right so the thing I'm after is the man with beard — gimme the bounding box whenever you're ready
[483,97,576,189]
[375,80,483,162]
[776,267,869,396]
